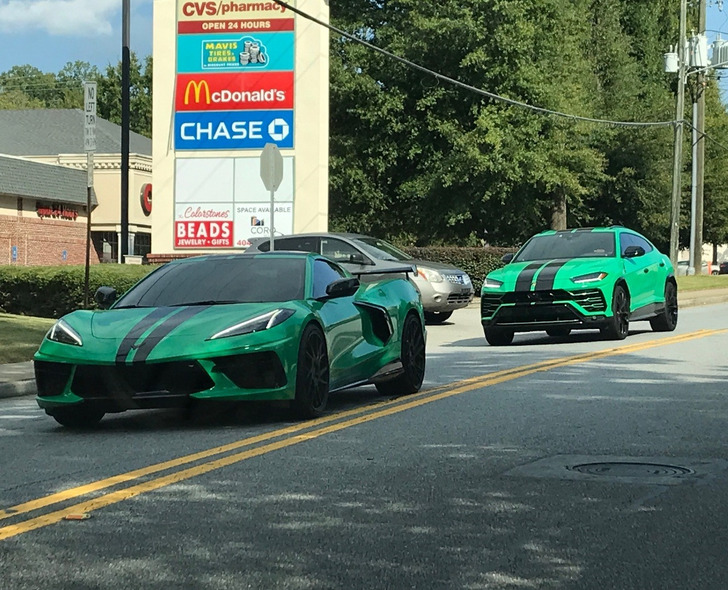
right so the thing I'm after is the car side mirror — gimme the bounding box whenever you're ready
[623,245,645,258]
[323,277,361,299]
[94,286,117,309]
[349,252,373,265]
[501,253,515,264]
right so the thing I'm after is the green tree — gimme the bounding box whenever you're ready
[0,65,60,107]
[328,0,707,249]
[97,53,153,138]
[0,89,44,109]
[702,84,728,257]
[56,61,102,108]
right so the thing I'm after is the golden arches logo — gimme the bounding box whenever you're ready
[184,80,211,105]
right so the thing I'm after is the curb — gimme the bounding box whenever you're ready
[0,379,37,400]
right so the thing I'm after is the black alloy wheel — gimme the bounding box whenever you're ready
[293,324,330,418]
[484,326,515,346]
[376,314,426,396]
[546,327,571,338]
[650,281,678,332]
[47,405,105,428]
[424,310,453,324]
[602,285,630,340]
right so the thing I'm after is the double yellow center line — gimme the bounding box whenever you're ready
[1,329,722,540]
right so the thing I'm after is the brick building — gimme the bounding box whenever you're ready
[0,109,152,265]
[0,154,97,265]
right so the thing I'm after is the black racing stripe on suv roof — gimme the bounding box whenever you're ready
[534,260,569,290]
[515,262,544,292]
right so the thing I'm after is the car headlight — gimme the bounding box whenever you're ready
[482,277,503,289]
[418,267,443,282]
[46,319,83,346]
[571,272,608,284]
[208,309,295,340]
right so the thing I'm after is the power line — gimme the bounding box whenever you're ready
[273,0,677,129]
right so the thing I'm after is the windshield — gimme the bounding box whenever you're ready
[114,256,306,308]
[353,237,412,262]
[514,232,616,262]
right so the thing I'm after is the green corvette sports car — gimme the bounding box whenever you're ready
[480,227,678,345]
[34,252,426,427]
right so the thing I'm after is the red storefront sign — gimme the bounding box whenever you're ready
[176,71,294,112]
[178,18,294,34]
[175,220,233,247]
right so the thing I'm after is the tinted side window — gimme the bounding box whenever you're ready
[620,233,653,256]
[632,235,653,254]
[257,237,319,253]
[321,238,362,263]
[313,259,347,299]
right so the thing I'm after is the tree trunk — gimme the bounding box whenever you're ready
[551,191,567,230]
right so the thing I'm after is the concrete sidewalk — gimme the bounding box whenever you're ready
[0,361,36,399]
[3,287,727,400]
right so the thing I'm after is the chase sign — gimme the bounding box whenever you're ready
[175,110,293,150]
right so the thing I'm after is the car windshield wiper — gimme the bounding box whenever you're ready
[169,300,239,307]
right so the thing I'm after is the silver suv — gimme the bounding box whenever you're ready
[249,233,474,324]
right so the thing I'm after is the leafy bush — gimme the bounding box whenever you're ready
[0,265,157,318]
[399,246,516,293]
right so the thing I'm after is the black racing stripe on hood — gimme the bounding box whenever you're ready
[535,260,569,290]
[515,262,544,292]
[115,307,177,364]
[130,305,212,363]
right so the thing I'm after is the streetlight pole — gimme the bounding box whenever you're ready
[689,99,698,274]
[693,0,707,274]
[120,0,130,264]
[669,0,687,268]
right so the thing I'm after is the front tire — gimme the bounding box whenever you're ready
[424,310,453,324]
[650,281,678,332]
[602,285,630,340]
[484,327,514,346]
[293,324,330,419]
[47,405,105,428]
[376,314,426,396]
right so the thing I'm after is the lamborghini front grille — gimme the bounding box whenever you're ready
[481,289,606,316]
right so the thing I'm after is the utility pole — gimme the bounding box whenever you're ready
[693,0,707,274]
[669,0,687,268]
[120,0,130,263]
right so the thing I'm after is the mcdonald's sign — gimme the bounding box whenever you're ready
[175,72,294,112]
[183,79,211,105]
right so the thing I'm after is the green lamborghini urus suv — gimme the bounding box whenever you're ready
[480,227,678,345]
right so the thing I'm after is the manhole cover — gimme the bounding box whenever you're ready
[505,455,727,485]
[568,462,694,477]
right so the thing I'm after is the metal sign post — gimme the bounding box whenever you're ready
[259,143,283,251]
[83,81,97,308]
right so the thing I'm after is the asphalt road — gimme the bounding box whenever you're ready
[1,303,728,589]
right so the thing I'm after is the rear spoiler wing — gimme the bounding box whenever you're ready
[351,264,417,278]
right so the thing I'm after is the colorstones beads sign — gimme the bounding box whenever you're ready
[174,157,294,248]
